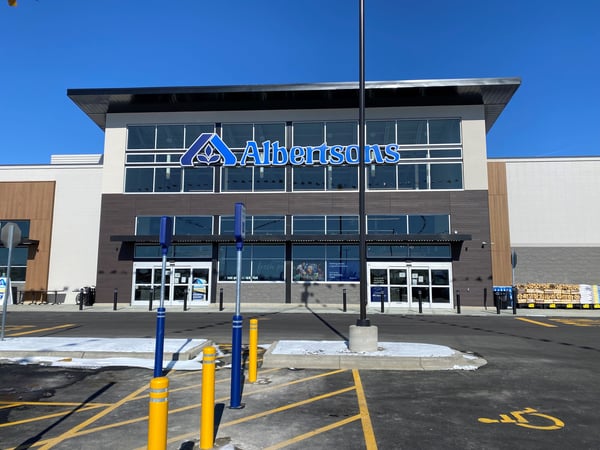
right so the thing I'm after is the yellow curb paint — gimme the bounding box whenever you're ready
[516,317,558,328]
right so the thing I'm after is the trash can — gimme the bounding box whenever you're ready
[493,286,513,309]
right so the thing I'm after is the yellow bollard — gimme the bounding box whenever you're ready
[148,376,169,450]
[248,318,258,383]
[200,346,216,450]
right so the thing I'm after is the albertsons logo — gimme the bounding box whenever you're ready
[180,132,404,168]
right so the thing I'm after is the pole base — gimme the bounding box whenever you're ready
[356,318,371,327]
[348,324,378,352]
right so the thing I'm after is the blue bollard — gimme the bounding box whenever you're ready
[153,307,166,377]
[229,314,244,408]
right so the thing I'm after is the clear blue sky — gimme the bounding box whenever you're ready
[1,0,599,164]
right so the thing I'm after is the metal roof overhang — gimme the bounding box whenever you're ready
[68,77,520,133]
[110,233,471,245]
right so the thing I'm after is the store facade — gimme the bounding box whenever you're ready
[64,78,519,308]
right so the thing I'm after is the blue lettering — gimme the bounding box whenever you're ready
[366,144,384,163]
[345,145,360,164]
[241,141,263,165]
[271,141,288,165]
[329,145,345,165]
[384,144,400,163]
[290,146,305,165]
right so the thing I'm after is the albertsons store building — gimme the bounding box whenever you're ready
[2,77,600,309]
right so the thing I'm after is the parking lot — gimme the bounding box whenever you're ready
[1,309,599,449]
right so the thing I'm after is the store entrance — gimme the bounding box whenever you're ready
[132,262,210,306]
[368,262,452,308]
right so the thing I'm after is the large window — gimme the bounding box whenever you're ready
[221,123,286,192]
[0,220,30,282]
[367,215,450,235]
[292,216,359,235]
[220,215,285,236]
[219,244,284,281]
[367,244,451,259]
[136,216,213,235]
[292,244,359,282]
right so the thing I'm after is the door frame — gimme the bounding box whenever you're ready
[131,261,211,306]
[367,262,453,308]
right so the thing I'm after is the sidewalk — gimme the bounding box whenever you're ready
[5,300,600,317]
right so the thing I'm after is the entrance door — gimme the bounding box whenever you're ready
[132,262,210,306]
[368,263,452,308]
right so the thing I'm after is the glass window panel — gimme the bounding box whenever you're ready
[221,166,253,192]
[293,122,324,146]
[251,245,285,281]
[366,121,395,144]
[222,123,253,148]
[432,287,450,303]
[175,216,213,235]
[326,244,359,259]
[156,154,180,163]
[367,215,407,234]
[125,168,154,192]
[253,216,285,235]
[293,166,325,190]
[219,244,251,281]
[136,217,163,235]
[326,122,357,145]
[173,245,212,258]
[254,167,285,191]
[254,123,285,144]
[183,167,214,192]
[430,163,462,189]
[398,164,428,190]
[326,216,358,234]
[397,120,427,144]
[157,125,184,149]
[292,245,326,281]
[293,216,325,235]
[408,215,449,234]
[429,119,461,144]
[429,149,462,158]
[390,269,407,285]
[220,216,252,235]
[399,150,428,159]
[0,220,30,238]
[134,245,162,258]
[327,166,357,190]
[368,165,396,189]
[0,266,26,281]
[292,244,327,259]
[408,245,451,258]
[155,167,182,192]
[431,269,450,286]
[127,154,154,163]
[0,247,27,266]
[127,126,155,149]
[185,124,214,147]
[367,245,409,258]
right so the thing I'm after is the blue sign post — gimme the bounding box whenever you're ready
[230,202,246,409]
[153,216,172,377]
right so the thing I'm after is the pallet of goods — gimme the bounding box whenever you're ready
[516,283,600,309]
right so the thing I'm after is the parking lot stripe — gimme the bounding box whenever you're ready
[353,369,378,450]
[264,414,362,450]
[516,318,558,328]
[7,324,77,336]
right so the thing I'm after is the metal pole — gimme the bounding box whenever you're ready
[113,288,118,311]
[153,252,167,378]
[79,288,84,311]
[418,289,423,314]
[230,244,244,409]
[219,287,224,311]
[456,289,461,314]
[343,288,347,312]
[357,0,369,327]
[0,226,13,340]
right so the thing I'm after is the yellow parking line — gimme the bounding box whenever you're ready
[353,369,378,450]
[37,382,149,449]
[516,317,557,328]
[8,324,77,336]
[264,414,362,450]
[0,404,107,429]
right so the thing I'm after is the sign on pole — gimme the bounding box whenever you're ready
[1,222,22,341]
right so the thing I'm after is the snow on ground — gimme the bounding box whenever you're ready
[270,340,455,357]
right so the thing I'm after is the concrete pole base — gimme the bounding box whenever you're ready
[348,324,379,353]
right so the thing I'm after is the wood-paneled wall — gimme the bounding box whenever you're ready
[0,181,55,290]
[487,162,512,285]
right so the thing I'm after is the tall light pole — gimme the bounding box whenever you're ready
[349,0,378,353]
[357,0,369,327]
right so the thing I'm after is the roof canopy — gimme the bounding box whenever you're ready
[68,77,520,132]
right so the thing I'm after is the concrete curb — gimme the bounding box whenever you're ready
[262,340,487,371]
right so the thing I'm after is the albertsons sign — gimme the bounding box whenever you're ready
[180,133,403,167]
